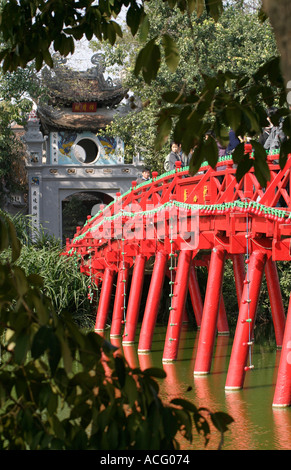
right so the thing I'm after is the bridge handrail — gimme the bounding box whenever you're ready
[65,150,291,252]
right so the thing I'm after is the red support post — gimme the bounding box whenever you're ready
[217,296,229,335]
[94,267,115,332]
[225,250,267,390]
[188,262,203,328]
[232,254,245,306]
[122,253,146,344]
[110,263,129,338]
[193,246,226,375]
[138,250,167,353]
[162,250,192,362]
[265,257,286,348]
[272,292,291,407]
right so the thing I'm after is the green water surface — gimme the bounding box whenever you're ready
[113,324,291,451]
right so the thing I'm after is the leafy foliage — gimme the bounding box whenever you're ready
[0,64,44,204]
[0,211,95,327]
[93,1,279,174]
[0,213,233,449]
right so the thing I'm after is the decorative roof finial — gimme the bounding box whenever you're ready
[91,53,105,74]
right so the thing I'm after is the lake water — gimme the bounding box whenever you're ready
[110,324,291,450]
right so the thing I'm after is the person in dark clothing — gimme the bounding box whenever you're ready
[263,107,286,152]
[164,142,183,171]
[226,129,241,154]
[136,167,151,185]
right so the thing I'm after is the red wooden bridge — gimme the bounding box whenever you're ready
[64,147,291,408]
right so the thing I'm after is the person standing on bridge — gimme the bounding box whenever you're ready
[164,141,184,171]
[136,167,151,185]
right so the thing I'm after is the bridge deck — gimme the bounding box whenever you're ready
[65,153,291,273]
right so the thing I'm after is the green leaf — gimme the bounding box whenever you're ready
[162,33,179,73]
[171,397,198,413]
[210,411,234,433]
[6,218,21,262]
[59,336,73,374]
[27,273,43,287]
[13,266,29,297]
[204,135,219,169]
[250,140,270,186]
[162,91,184,104]
[261,85,274,107]
[236,154,253,182]
[155,114,172,150]
[232,142,245,164]
[224,103,242,132]
[0,218,9,252]
[196,0,205,17]
[114,355,126,387]
[14,330,30,364]
[127,3,143,37]
[205,0,223,21]
[189,140,208,175]
[143,367,167,379]
[31,326,54,358]
[242,108,261,133]
[186,0,196,14]
[134,38,161,84]
[279,139,291,169]
[253,155,270,187]
[138,13,150,42]
[124,374,138,406]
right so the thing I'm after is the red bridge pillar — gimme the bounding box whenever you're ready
[162,250,192,362]
[188,262,203,328]
[94,267,115,333]
[122,253,146,344]
[225,250,267,390]
[265,257,286,348]
[193,245,226,375]
[217,296,229,335]
[232,253,245,306]
[273,292,291,407]
[110,262,129,338]
[138,250,168,353]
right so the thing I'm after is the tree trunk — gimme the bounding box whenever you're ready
[262,0,291,92]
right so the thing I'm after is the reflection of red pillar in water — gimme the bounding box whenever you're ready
[138,251,167,353]
[272,408,291,449]
[194,246,225,375]
[123,344,139,369]
[225,250,266,390]
[273,292,291,407]
[265,258,285,348]
[138,352,153,371]
[94,268,115,332]
[162,363,182,401]
[225,391,253,450]
[162,250,192,362]
[110,336,122,356]
[123,253,146,344]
